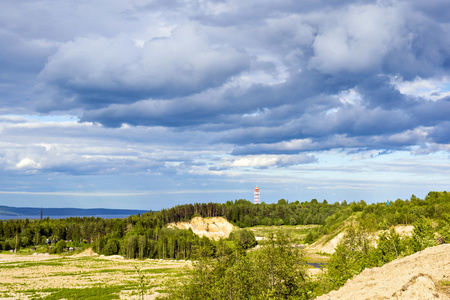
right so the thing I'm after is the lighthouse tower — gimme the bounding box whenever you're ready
[254,186,260,204]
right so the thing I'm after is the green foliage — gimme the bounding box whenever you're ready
[353,191,450,231]
[318,216,440,297]
[229,228,257,250]
[39,286,122,300]
[54,240,66,254]
[411,218,436,252]
[304,231,315,244]
[1,190,449,266]
[326,227,376,288]
[135,267,145,300]
[167,230,309,300]
[437,214,450,243]
[124,234,138,259]
[375,228,401,263]
[0,196,351,260]
[191,236,216,259]
[103,238,120,256]
[253,231,309,299]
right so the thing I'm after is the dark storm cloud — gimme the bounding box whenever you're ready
[37,27,250,111]
[3,0,450,159]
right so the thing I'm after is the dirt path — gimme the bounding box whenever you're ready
[316,244,450,300]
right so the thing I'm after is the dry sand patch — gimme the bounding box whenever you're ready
[315,244,450,300]
[168,216,235,240]
[0,253,189,299]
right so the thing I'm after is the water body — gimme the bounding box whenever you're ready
[0,205,149,220]
[0,214,140,220]
[306,262,328,269]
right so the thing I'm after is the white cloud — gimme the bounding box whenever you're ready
[391,76,450,101]
[309,3,403,74]
[338,88,363,105]
[38,26,250,107]
[15,158,41,170]
[223,154,317,168]
[1,0,450,208]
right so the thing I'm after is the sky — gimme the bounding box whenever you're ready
[1,0,450,210]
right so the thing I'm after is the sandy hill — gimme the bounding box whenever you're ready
[315,243,450,300]
[168,216,235,240]
[309,225,414,254]
[74,247,97,257]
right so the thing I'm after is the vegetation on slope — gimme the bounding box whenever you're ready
[165,231,310,300]
[1,191,450,299]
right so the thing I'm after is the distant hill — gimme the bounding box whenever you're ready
[0,205,148,218]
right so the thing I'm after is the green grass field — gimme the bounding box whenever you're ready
[249,224,321,243]
[0,254,189,299]
[0,224,329,299]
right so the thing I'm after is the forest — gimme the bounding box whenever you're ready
[0,197,345,258]
[1,191,449,299]
[1,192,450,258]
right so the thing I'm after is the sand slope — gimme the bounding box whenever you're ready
[316,243,450,300]
[309,225,414,254]
[168,216,235,240]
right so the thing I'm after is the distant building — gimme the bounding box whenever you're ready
[254,186,260,204]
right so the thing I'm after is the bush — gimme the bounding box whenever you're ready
[326,227,376,288]
[169,230,309,300]
[55,240,67,254]
[103,239,120,256]
[229,228,257,250]
[412,218,436,252]
[437,214,450,243]
[1,241,10,251]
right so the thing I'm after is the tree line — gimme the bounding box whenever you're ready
[164,191,450,299]
[160,198,344,227]
[1,191,449,261]
[0,214,216,260]
[0,197,345,257]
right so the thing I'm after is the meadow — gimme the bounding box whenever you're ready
[0,224,329,300]
[0,252,189,300]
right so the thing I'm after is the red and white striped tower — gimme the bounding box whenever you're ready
[254,186,260,204]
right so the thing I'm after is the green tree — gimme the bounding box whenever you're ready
[124,234,138,258]
[375,228,401,264]
[254,231,309,299]
[411,218,436,252]
[229,228,257,250]
[103,238,119,256]
[326,227,376,288]
[438,217,450,243]
[55,240,66,254]
[138,235,147,259]
[169,230,309,300]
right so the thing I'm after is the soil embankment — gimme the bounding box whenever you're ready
[315,243,450,300]
[309,225,414,254]
[168,216,235,240]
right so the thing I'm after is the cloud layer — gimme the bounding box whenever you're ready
[32,1,450,153]
[1,0,450,207]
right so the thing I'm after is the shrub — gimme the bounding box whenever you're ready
[412,218,436,252]
[229,228,257,250]
[55,240,67,254]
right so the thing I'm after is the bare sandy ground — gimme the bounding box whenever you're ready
[168,216,235,240]
[309,225,414,254]
[0,250,189,300]
[316,243,450,300]
[0,253,56,263]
